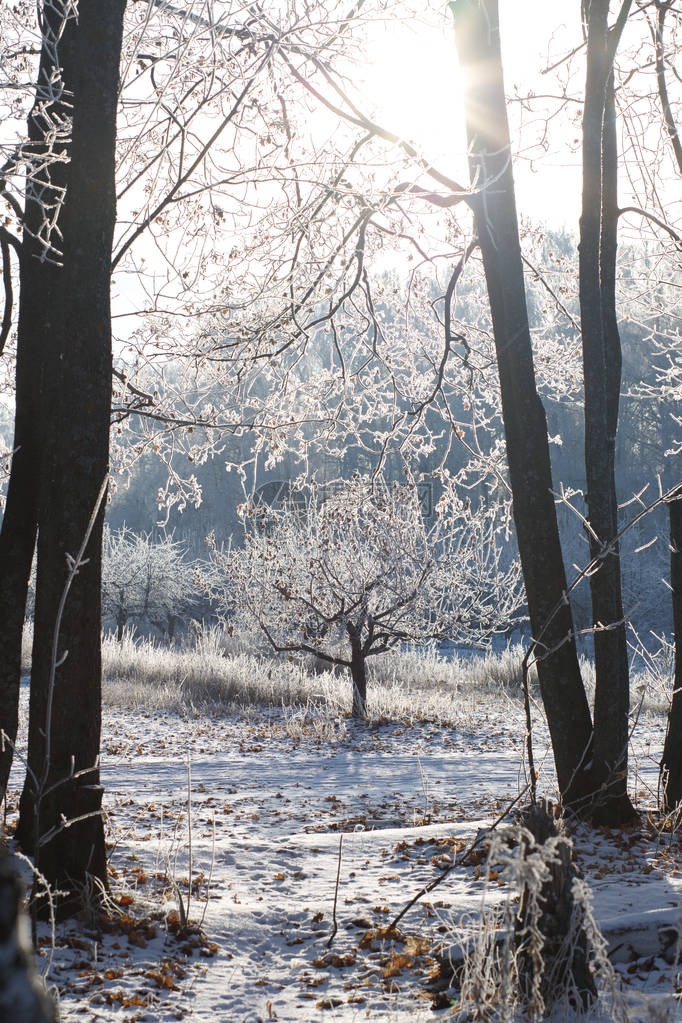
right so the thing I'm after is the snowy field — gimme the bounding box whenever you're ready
[6,637,682,1022]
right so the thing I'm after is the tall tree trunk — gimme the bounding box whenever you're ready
[651,1,682,815]
[16,0,126,907]
[579,0,635,824]
[661,492,682,811]
[0,16,69,800]
[451,0,596,810]
[0,316,39,800]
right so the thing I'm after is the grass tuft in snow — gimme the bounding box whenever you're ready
[443,820,675,1023]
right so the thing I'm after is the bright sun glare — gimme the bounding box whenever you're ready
[359,3,584,228]
[361,15,467,169]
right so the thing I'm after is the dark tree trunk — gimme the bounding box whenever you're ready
[579,0,635,825]
[0,342,38,801]
[15,0,126,906]
[451,0,596,810]
[650,0,682,816]
[347,626,367,719]
[654,1,682,176]
[116,609,128,643]
[661,493,682,811]
[0,20,69,801]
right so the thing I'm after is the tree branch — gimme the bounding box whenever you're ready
[0,229,16,356]
[618,204,682,246]
[653,0,682,174]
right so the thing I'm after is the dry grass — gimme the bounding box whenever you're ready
[97,627,534,723]
[20,620,671,727]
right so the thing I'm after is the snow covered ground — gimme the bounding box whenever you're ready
[5,647,682,1022]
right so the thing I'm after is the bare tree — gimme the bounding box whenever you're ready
[107,0,678,819]
[450,0,600,811]
[661,488,682,809]
[207,475,522,718]
[0,0,394,902]
[577,0,635,823]
[635,0,682,811]
[1,0,678,862]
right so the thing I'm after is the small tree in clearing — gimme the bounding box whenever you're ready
[102,527,197,642]
[208,477,523,718]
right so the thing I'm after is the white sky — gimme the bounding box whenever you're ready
[358,2,585,230]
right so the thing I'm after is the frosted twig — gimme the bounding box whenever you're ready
[326,833,343,948]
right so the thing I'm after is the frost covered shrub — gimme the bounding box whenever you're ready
[466,644,530,693]
[99,628,528,724]
[102,526,199,641]
[368,644,465,690]
[451,823,598,1022]
[445,812,682,1023]
[101,630,335,713]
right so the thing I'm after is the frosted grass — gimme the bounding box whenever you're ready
[20,620,672,724]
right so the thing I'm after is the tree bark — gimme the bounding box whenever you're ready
[0,307,39,800]
[661,493,682,811]
[579,0,635,824]
[654,1,682,176]
[116,610,127,643]
[451,0,596,810]
[15,0,126,906]
[0,17,69,801]
[650,0,682,816]
[348,626,367,719]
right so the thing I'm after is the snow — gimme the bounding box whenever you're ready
[6,689,682,1021]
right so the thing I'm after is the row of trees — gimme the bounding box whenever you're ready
[0,0,680,907]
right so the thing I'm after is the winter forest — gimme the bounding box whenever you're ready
[0,0,681,1019]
